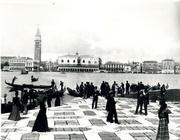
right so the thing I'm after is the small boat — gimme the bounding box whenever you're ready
[31,77,39,82]
[67,87,81,97]
[5,80,53,89]
[21,69,28,74]
[94,70,108,73]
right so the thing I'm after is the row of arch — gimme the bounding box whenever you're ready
[58,68,98,72]
[61,59,97,64]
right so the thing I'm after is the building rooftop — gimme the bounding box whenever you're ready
[105,61,123,65]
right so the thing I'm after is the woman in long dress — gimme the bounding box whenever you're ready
[156,101,171,140]
[8,91,21,121]
[32,96,49,132]
[55,92,61,106]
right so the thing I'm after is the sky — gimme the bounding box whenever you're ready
[0,0,180,63]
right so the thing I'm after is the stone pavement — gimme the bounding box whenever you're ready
[1,94,180,140]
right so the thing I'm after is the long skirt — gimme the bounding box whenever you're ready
[8,105,21,121]
[156,118,169,140]
[32,109,49,132]
[55,97,60,106]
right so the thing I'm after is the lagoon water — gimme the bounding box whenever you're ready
[1,72,180,102]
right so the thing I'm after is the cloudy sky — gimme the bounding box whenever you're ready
[0,0,180,63]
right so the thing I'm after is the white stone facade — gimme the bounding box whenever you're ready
[9,57,39,71]
[57,53,100,72]
[161,59,175,74]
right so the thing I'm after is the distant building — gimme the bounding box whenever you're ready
[9,56,39,71]
[157,62,162,74]
[142,61,158,74]
[124,64,131,73]
[1,56,16,64]
[175,62,180,74]
[34,27,41,66]
[161,59,175,74]
[57,53,100,72]
[130,62,142,73]
[103,61,124,73]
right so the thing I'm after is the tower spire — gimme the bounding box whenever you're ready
[35,25,41,37]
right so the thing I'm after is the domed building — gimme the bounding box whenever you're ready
[57,53,101,72]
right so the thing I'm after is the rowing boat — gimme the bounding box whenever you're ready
[5,80,53,89]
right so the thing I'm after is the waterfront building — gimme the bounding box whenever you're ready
[130,62,142,73]
[142,61,158,74]
[103,61,124,73]
[124,64,131,73]
[34,27,41,64]
[57,53,100,72]
[1,56,16,64]
[161,59,175,74]
[9,56,39,71]
[41,61,57,72]
[157,62,162,74]
[175,62,180,74]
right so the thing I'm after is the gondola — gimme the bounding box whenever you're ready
[31,77,39,82]
[21,69,28,74]
[5,80,53,89]
[67,87,81,97]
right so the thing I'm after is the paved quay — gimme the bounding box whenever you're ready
[1,94,180,140]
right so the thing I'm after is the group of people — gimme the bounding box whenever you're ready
[8,79,66,132]
[8,78,172,139]
[100,81,131,97]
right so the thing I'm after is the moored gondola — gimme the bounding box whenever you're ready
[31,77,39,82]
[5,80,53,89]
[67,87,81,97]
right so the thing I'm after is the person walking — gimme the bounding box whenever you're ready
[32,96,49,132]
[92,86,99,109]
[156,101,171,140]
[106,92,119,124]
[8,90,21,121]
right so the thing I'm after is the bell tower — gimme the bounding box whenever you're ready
[34,26,41,63]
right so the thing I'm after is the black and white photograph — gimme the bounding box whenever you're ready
[1,0,180,139]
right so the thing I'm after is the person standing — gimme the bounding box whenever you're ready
[8,91,21,121]
[32,96,49,132]
[55,92,61,106]
[143,89,149,115]
[160,84,166,101]
[79,82,84,97]
[126,81,130,95]
[112,81,117,96]
[22,90,29,115]
[11,76,17,84]
[60,81,64,91]
[106,92,119,124]
[47,90,52,107]
[92,86,99,109]
[100,81,106,97]
[135,90,144,114]
[156,101,171,140]
[121,82,125,95]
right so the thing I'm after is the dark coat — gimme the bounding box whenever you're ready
[106,96,116,112]
[32,102,49,132]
